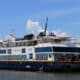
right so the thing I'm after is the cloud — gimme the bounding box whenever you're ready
[52,30,68,37]
[26,19,68,37]
[26,19,43,35]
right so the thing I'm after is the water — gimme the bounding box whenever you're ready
[0,70,80,80]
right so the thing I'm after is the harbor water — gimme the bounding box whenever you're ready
[0,70,80,80]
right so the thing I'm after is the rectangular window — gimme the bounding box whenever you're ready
[22,42,26,46]
[3,50,6,53]
[0,50,6,54]
[36,54,48,60]
[19,42,22,46]
[16,43,18,46]
[29,53,33,59]
[35,47,52,52]
[7,44,9,47]
[8,49,11,54]
[22,48,26,53]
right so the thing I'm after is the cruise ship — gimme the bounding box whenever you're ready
[0,19,80,71]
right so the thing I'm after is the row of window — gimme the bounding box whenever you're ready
[53,47,80,52]
[16,42,26,46]
[35,47,80,53]
[35,47,52,52]
[0,49,12,54]
[0,50,6,54]
[6,42,26,47]
[0,48,33,60]
[0,47,52,54]
[0,54,33,60]
[36,54,48,60]
[1,46,80,54]
[6,41,37,47]
[2,46,80,54]
[0,48,26,54]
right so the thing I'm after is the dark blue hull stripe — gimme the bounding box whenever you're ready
[0,61,56,71]
[0,61,80,71]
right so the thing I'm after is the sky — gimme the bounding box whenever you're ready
[0,0,80,38]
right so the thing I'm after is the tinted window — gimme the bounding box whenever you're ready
[29,54,33,59]
[53,47,80,52]
[8,49,11,54]
[22,48,26,53]
[0,50,6,54]
[35,47,52,52]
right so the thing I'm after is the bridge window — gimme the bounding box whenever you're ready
[35,47,52,52]
[53,47,80,52]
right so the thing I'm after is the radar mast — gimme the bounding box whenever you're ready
[44,17,48,36]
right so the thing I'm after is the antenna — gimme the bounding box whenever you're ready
[44,17,48,36]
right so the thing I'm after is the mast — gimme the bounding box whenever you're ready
[44,17,48,36]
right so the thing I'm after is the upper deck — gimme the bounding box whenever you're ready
[0,33,72,48]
